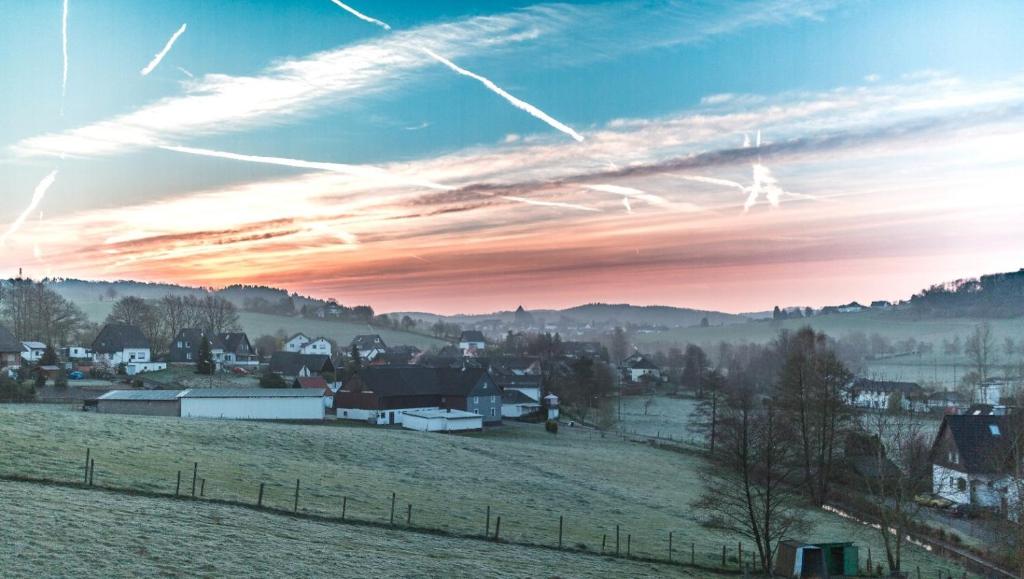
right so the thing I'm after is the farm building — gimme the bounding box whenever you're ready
[335,366,502,426]
[179,388,326,420]
[95,389,183,416]
[268,351,335,380]
[774,541,858,578]
[401,409,483,432]
[502,389,542,419]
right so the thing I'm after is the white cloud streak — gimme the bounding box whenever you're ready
[501,196,600,212]
[160,145,454,191]
[329,0,391,30]
[421,47,584,142]
[1,171,58,246]
[622,196,633,214]
[141,23,188,76]
[583,184,669,206]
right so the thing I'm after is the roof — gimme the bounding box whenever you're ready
[459,331,486,343]
[928,391,966,403]
[217,332,251,353]
[403,408,482,420]
[346,366,491,398]
[502,389,540,404]
[22,341,46,350]
[494,374,542,389]
[92,324,150,353]
[269,352,335,376]
[294,376,329,390]
[935,414,1017,474]
[0,325,20,353]
[351,334,387,349]
[98,389,185,401]
[623,353,659,370]
[181,388,325,398]
[851,378,922,395]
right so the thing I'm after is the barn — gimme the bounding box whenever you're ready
[401,409,483,433]
[179,388,325,420]
[95,389,183,416]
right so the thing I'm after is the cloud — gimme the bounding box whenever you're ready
[501,196,600,212]
[141,23,188,76]
[1,171,58,246]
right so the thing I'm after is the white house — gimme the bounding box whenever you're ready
[179,388,325,420]
[63,346,92,360]
[931,414,1020,519]
[620,353,661,383]
[401,408,483,432]
[20,341,47,363]
[91,324,151,367]
[975,381,1007,406]
[502,389,542,418]
[351,335,387,360]
[300,337,332,356]
[845,378,923,410]
[458,331,486,355]
[283,333,312,353]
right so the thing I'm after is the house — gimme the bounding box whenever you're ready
[930,414,1021,517]
[870,300,893,310]
[513,305,535,327]
[20,341,47,363]
[95,389,183,416]
[299,337,332,356]
[544,393,560,420]
[168,328,210,363]
[845,378,923,410]
[334,366,502,426]
[927,391,967,413]
[179,388,326,420]
[0,326,20,370]
[351,334,387,360]
[293,375,335,409]
[458,331,486,355]
[216,332,259,365]
[369,345,422,366]
[283,333,311,353]
[62,346,92,361]
[836,302,866,313]
[561,341,604,359]
[402,408,483,432]
[268,351,336,379]
[502,389,542,418]
[91,324,152,367]
[975,380,1011,405]
[620,352,661,383]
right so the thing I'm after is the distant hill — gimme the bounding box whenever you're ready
[397,303,745,328]
[908,268,1024,317]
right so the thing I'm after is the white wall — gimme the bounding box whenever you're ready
[933,464,970,504]
[126,362,167,376]
[403,413,482,432]
[182,397,324,420]
[336,406,440,425]
[502,403,540,418]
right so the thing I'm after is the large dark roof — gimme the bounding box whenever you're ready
[348,366,490,398]
[216,332,251,353]
[937,414,1018,474]
[502,389,539,404]
[0,325,20,353]
[623,353,659,370]
[351,334,387,349]
[269,352,335,376]
[459,331,486,343]
[92,324,150,353]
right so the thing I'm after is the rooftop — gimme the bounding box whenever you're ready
[403,408,482,420]
[181,388,326,398]
[98,389,185,401]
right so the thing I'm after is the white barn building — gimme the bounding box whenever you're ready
[401,409,483,432]
[179,388,325,420]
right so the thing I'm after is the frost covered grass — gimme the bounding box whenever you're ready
[0,404,967,576]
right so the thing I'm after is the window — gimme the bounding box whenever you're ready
[490,408,496,417]
[491,396,496,403]
[990,424,1001,436]
[956,478,967,492]
[949,451,958,464]
[473,396,479,404]
[186,353,192,361]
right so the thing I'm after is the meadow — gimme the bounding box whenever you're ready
[0,404,968,576]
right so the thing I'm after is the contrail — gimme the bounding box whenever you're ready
[501,196,599,212]
[61,0,68,114]
[176,66,194,79]
[421,48,584,142]
[161,145,454,191]
[328,0,391,30]
[141,23,188,76]
[583,184,669,205]
[1,171,58,245]
[673,174,746,191]
[622,196,632,214]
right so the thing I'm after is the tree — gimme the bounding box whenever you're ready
[259,371,286,388]
[199,295,239,335]
[609,327,629,364]
[965,322,995,383]
[106,296,154,327]
[0,281,87,345]
[681,344,710,397]
[695,385,807,573]
[39,343,59,366]
[254,334,280,358]
[400,315,416,331]
[196,336,215,375]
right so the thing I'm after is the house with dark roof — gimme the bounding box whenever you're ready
[268,351,335,379]
[930,414,1021,516]
[458,331,486,355]
[334,366,501,426]
[169,330,258,367]
[620,352,661,383]
[91,324,152,367]
[351,334,387,360]
[502,388,542,418]
[0,325,23,371]
[846,378,923,410]
[561,341,604,360]
[369,345,422,366]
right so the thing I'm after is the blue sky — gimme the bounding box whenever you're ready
[2,1,1023,313]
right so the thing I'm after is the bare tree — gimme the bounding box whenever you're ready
[696,385,808,573]
[965,322,995,382]
[609,326,629,364]
[0,281,87,345]
[200,295,240,335]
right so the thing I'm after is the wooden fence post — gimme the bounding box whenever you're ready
[558,515,563,549]
[916,567,921,579]
[616,525,620,556]
[294,479,300,512]
[722,545,726,566]
[342,496,347,520]
[627,534,631,558]
[669,531,673,562]
[200,478,206,497]
[175,470,181,496]
[691,542,695,565]
[257,482,264,507]
[84,448,90,483]
[89,458,94,486]
[602,535,606,554]
[485,505,490,537]
[191,462,198,497]
[494,516,501,541]
[390,492,396,525]
[407,504,412,525]
[738,542,742,567]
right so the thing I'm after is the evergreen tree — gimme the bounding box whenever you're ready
[39,344,59,366]
[196,336,215,375]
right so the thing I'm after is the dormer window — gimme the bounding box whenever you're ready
[948,451,959,464]
[990,424,1001,436]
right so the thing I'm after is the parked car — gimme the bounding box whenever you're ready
[68,371,85,380]
[914,494,953,509]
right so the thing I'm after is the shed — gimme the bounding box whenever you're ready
[95,389,184,417]
[774,541,858,578]
[179,388,325,420]
[401,409,483,432]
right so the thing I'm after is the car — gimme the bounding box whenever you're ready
[68,371,85,380]
[231,366,250,375]
[914,494,953,509]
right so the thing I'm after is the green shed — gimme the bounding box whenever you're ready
[815,542,859,577]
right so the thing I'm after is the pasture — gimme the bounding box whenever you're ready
[0,404,968,576]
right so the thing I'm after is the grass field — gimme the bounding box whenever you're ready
[0,480,703,578]
[74,298,447,350]
[0,404,969,576]
[617,396,704,446]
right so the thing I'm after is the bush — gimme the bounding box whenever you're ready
[260,372,287,388]
[545,420,558,434]
[55,374,69,389]
[0,374,35,402]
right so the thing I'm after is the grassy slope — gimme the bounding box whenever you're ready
[74,298,446,350]
[0,405,967,576]
[0,480,702,578]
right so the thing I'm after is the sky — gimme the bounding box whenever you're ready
[1,0,1023,315]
